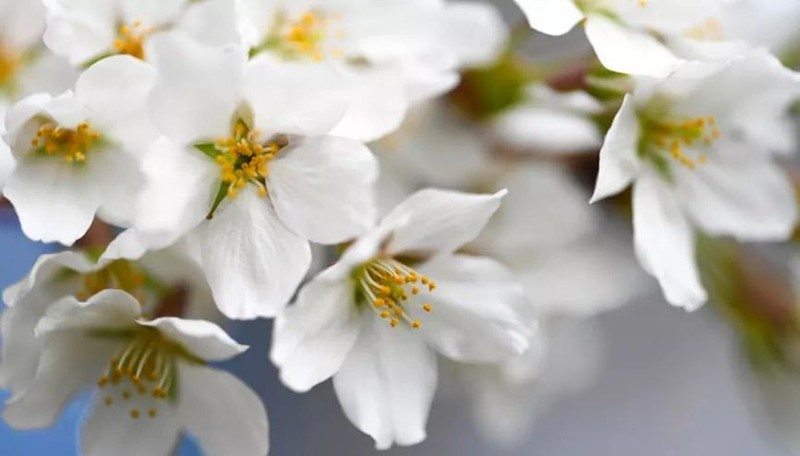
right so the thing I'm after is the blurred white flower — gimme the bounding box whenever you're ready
[238,0,508,141]
[514,0,727,76]
[271,188,531,449]
[2,289,268,456]
[0,104,13,188]
[104,33,377,320]
[490,84,603,155]
[41,0,239,66]
[0,0,77,102]
[462,317,602,446]
[2,55,157,245]
[592,51,800,311]
[0,246,219,397]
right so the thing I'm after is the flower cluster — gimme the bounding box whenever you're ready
[0,0,799,454]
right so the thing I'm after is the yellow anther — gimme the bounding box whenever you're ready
[646,115,720,170]
[356,258,438,330]
[130,409,140,419]
[114,21,150,60]
[412,320,421,329]
[122,390,131,400]
[148,408,157,418]
[211,121,279,199]
[104,396,113,406]
[31,121,102,163]
[97,376,109,388]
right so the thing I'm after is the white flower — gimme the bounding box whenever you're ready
[2,289,268,456]
[592,52,800,311]
[490,84,604,155]
[0,0,78,102]
[0,246,218,396]
[235,0,508,141]
[104,33,378,320]
[271,188,531,450]
[461,317,602,446]
[41,0,238,66]
[514,0,727,76]
[478,163,648,316]
[0,104,13,188]
[2,55,157,245]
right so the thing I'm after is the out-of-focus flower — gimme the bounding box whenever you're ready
[0,104,13,188]
[2,289,268,456]
[513,0,727,76]
[2,56,157,245]
[490,84,603,155]
[238,0,508,141]
[0,0,78,102]
[104,33,377,320]
[0,246,218,396]
[41,0,238,66]
[592,51,800,311]
[271,188,531,449]
[461,317,601,446]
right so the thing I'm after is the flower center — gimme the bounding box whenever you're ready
[77,260,147,303]
[356,258,436,329]
[30,121,102,163]
[260,10,343,61]
[113,21,150,60]
[0,39,21,90]
[96,328,182,420]
[684,18,725,41]
[642,115,721,170]
[213,121,279,199]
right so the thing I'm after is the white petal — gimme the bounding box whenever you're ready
[243,57,350,137]
[81,386,180,456]
[177,363,269,456]
[3,93,52,157]
[271,268,361,392]
[42,0,117,66]
[681,148,798,241]
[3,332,117,429]
[591,94,641,203]
[632,173,706,310]
[4,160,101,245]
[2,250,98,306]
[492,106,602,154]
[0,0,46,50]
[514,0,584,36]
[120,0,187,26]
[328,66,409,143]
[517,234,648,316]
[333,314,437,450]
[478,163,597,255]
[413,254,531,362]
[584,15,682,77]
[267,136,378,244]
[35,290,141,336]
[200,188,311,319]
[441,1,508,67]
[173,0,241,46]
[76,55,158,153]
[148,32,246,144]
[123,138,218,254]
[91,147,144,228]
[138,317,247,362]
[382,188,506,256]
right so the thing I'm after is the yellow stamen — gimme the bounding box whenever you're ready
[114,21,150,60]
[31,121,102,164]
[356,258,437,330]
[646,115,720,170]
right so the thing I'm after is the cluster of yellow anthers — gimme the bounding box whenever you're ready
[114,21,149,60]
[282,11,343,62]
[31,121,102,163]
[650,116,721,170]
[77,260,147,304]
[0,40,20,87]
[97,330,177,420]
[214,123,278,198]
[358,258,436,329]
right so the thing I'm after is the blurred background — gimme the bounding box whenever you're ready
[3,0,800,454]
